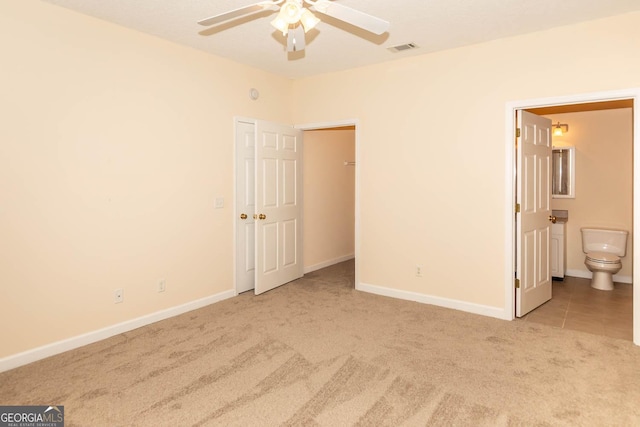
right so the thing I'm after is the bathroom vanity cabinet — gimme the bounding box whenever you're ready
[551,222,566,280]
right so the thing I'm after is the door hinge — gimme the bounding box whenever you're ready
[515,203,520,213]
[515,278,520,289]
[516,128,521,138]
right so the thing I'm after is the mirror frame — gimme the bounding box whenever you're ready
[552,146,575,199]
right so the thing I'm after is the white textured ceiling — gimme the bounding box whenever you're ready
[42,0,640,79]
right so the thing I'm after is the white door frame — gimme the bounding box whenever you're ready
[295,119,361,290]
[504,88,640,346]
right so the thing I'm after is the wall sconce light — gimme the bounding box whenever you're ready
[553,122,569,137]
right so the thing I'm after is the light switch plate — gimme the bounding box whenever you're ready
[215,197,224,209]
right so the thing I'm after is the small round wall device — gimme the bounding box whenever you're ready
[249,88,259,100]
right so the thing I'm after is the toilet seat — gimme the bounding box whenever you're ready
[586,252,620,264]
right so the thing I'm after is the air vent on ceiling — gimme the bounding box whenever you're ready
[387,43,419,53]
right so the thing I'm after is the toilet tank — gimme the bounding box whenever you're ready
[581,228,628,256]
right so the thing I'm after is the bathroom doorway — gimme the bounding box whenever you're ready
[506,89,640,346]
[526,101,633,339]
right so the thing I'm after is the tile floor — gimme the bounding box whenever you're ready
[520,276,633,341]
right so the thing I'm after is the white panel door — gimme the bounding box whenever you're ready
[516,110,553,317]
[254,120,303,295]
[235,120,256,293]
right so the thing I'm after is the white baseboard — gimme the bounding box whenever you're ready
[356,282,508,320]
[304,254,355,274]
[565,269,633,284]
[0,289,235,373]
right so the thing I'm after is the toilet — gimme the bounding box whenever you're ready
[581,228,628,291]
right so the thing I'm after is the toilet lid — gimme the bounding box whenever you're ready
[586,252,620,263]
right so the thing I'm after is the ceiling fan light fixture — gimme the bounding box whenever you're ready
[271,0,304,35]
[281,0,303,24]
[270,15,290,35]
[199,0,390,55]
[299,8,320,32]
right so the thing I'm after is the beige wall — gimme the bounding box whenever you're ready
[303,129,355,269]
[0,1,293,357]
[292,12,640,308]
[549,109,633,279]
[3,1,640,360]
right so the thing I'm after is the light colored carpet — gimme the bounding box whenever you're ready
[1,260,640,426]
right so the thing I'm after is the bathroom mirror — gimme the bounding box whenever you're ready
[552,146,575,199]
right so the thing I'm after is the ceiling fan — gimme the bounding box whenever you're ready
[198,0,390,52]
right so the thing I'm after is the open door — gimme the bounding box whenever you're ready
[516,110,553,316]
[235,120,256,294]
[254,120,303,294]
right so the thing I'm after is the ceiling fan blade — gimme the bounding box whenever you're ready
[310,1,389,35]
[198,2,279,26]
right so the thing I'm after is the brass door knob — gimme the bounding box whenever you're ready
[240,213,247,220]
[259,214,266,220]
[549,215,557,224]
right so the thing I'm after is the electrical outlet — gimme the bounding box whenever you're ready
[114,288,124,304]
[416,266,423,277]
[158,280,166,293]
